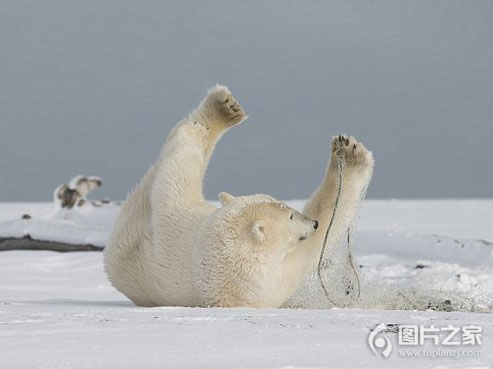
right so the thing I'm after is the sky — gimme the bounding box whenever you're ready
[1,1,492,201]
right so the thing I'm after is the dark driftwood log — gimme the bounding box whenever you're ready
[0,237,103,252]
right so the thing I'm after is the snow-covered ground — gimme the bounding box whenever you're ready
[0,200,492,368]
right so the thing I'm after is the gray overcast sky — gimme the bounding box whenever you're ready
[1,1,492,201]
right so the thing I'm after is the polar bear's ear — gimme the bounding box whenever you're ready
[251,221,266,243]
[219,192,235,206]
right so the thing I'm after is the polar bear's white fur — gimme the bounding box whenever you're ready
[103,85,374,308]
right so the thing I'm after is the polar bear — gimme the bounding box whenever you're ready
[103,85,374,308]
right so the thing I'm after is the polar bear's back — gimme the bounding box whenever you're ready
[104,166,158,306]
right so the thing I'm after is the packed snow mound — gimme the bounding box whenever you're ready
[1,200,492,312]
[0,202,118,246]
[288,229,493,312]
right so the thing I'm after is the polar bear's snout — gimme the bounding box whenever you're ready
[293,212,318,241]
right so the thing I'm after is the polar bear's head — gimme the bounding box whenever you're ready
[217,192,318,246]
[194,192,319,308]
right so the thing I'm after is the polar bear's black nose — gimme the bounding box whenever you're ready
[314,220,319,229]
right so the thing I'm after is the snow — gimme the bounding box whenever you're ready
[0,200,492,368]
[0,202,119,246]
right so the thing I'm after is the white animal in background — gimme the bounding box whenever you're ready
[103,85,374,308]
[54,175,102,208]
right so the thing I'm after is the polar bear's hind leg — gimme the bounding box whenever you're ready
[150,85,247,213]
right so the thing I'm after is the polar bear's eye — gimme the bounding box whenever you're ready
[290,213,294,220]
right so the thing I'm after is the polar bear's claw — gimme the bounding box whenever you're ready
[332,134,373,169]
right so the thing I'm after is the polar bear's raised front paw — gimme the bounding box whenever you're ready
[331,135,373,170]
[203,85,247,127]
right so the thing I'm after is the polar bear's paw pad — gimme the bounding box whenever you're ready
[205,85,247,126]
